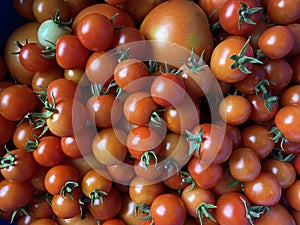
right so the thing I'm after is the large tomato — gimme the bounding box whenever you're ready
[139,0,214,62]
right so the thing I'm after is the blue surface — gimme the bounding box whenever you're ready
[0,2,28,225]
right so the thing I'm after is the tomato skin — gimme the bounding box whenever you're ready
[89,187,122,221]
[188,156,224,190]
[123,92,158,126]
[267,0,300,25]
[29,165,49,192]
[280,84,300,106]
[210,36,255,83]
[254,203,296,225]
[55,35,91,70]
[151,193,187,225]
[0,114,16,145]
[218,95,251,125]
[215,192,251,225]
[140,0,214,62]
[33,136,66,167]
[77,13,115,51]
[13,0,35,20]
[294,154,300,175]
[287,23,300,55]
[286,180,300,211]
[262,158,296,189]
[1,149,37,182]
[31,67,64,92]
[44,164,80,195]
[0,84,38,121]
[0,179,33,212]
[219,0,262,35]
[229,147,261,182]
[258,26,295,59]
[274,105,300,142]
[244,172,281,206]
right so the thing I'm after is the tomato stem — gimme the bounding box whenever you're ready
[0,147,15,169]
[89,189,108,205]
[196,203,217,225]
[185,128,203,158]
[238,2,263,30]
[180,171,196,191]
[60,181,79,199]
[183,49,208,75]
[140,151,158,171]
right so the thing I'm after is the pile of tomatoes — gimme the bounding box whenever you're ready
[0,0,300,225]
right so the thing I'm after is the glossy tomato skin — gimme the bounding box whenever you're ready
[0,114,16,145]
[258,26,295,59]
[151,193,187,225]
[0,179,33,212]
[219,0,262,35]
[210,36,255,83]
[55,35,91,70]
[1,149,37,182]
[140,0,214,62]
[274,105,300,142]
[280,84,300,106]
[215,192,251,225]
[244,172,282,206]
[267,0,300,25]
[44,164,80,195]
[76,13,115,51]
[31,67,64,92]
[254,203,296,225]
[286,180,300,211]
[0,84,38,121]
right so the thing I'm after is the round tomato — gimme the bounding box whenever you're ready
[286,180,300,211]
[267,0,300,25]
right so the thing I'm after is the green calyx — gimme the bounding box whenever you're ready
[271,149,296,162]
[238,2,263,30]
[180,171,196,191]
[52,10,72,31]
[240,197,270,225]
[60,181,79,199]
[230,37,263,74]
[160,61,183,75]
[0,147,15,169]
[268,127,286,151]
[185,128,203,158]
[89,189,108,205]
[196,203,217,225]
[140,151,158,171]
[112,46,131,63]
[183,49,208,75]
[133,203,153,223]
[24,133,40,152]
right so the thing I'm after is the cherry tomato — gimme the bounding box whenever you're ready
[287,23,300,55]
[13,0,35,20]
[285,180,300,211]
[55,35,91,70]
[280,84,300,106]
[31,67,64,92]
[215,192,251,225]
[77,13,115,51]
[0,114,16,145]
[30,218,59,225]
[0,179,33,212]
[0,84,38,121]
[219,0,262,35]
[229,147,261,182]
[1,149,37,182]
[258,25,295,59]
[92,128,128,165]
[244,172,281,206]
[151,193,187,225]
[106,158,135,185]
[267,0,300,24]
[44,164,80,195]
[274,105,300,142]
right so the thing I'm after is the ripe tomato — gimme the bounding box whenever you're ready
[114,58,149,93]
[13,0,35,20]
[123,91,157,126]
[262,158,296,189]
[151,193,187,225]
[18,42,52,73]
[0,179,33,212]
[92,128,128,165]
[244,172,281,206]
[0,149,36,182]
[89,187,122,221]
[44,164,80,195]
[31,67,64,92]
[151,73,186,108]
[30,218,59,225]
[55,35,91,70]
[140,0,214,62]
[258,25,295,59]
[229,147,261,182]
[287,23,300,55]
[286,180,300,211]
[254,203,296,225]
[32,135,66,167]
[133,157,164,181]
[274,105,300,142]
[51,186,82,219]
[215,192,251,225]
[0,84,38,121]
[188,156,224,189]
[29,165,49,192]
[76,13,115,51]
[0,114,15,145]
[280,84,300,106]
[29,197,53,218]
[129,176,164,205]
[210,36,259,83]
[106,159,135,185]
[267,0,300,25]
[4,22,39,85]
[219,0,262,35]
[218,95,251,125]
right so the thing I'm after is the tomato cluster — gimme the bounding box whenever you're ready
[1,0,300,225]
